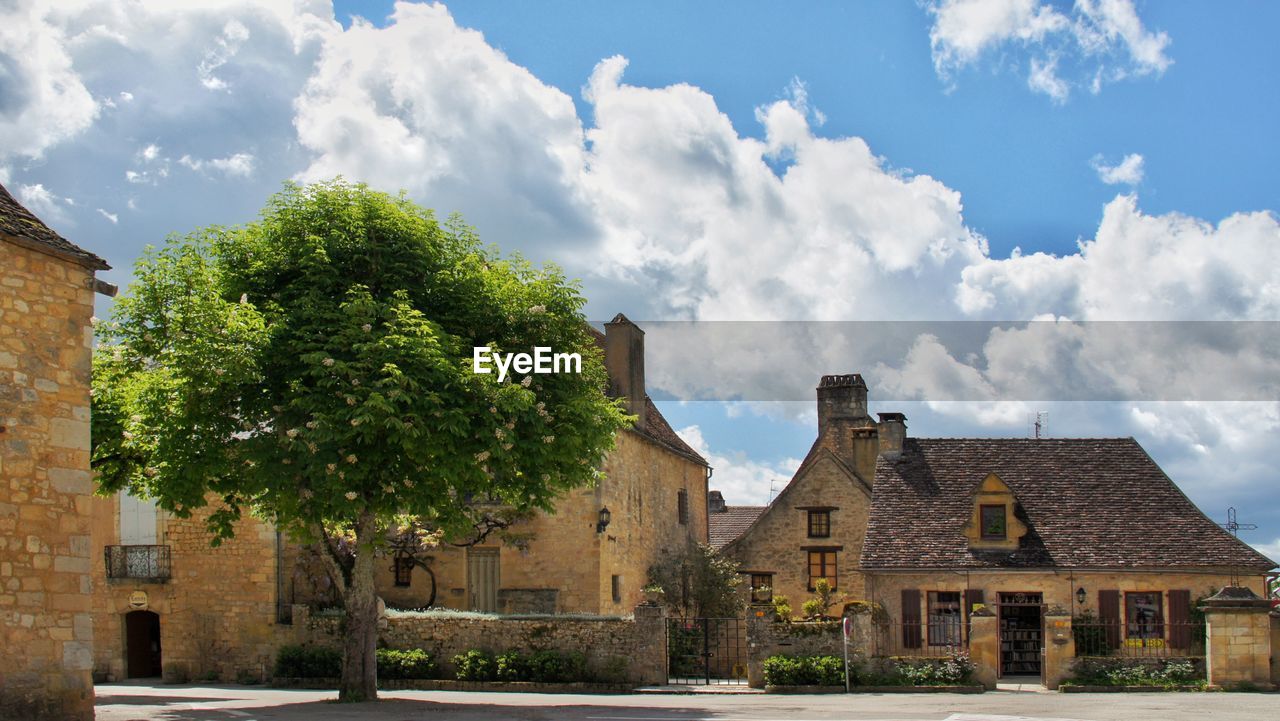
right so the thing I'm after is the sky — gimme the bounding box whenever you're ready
[2,1,1278,560]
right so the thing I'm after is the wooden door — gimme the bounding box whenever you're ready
[467,548,500,612]
[125,611,162,678]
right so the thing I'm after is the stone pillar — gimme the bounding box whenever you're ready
[1201,587,1274,690]
[968,609,998,690]
[632,603,668,685]
[744,603,776,688]
[1271,611,1280,687]
[1042,611,1075,690]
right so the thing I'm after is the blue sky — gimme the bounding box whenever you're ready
[2,1,1278,558]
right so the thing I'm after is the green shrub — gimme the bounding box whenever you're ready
[274,645,341,678]
[527,649,587,683]
[453,649,496,681]
[376,648,436,680]
[1067,657,1205,688]
[496,651,528,681]
[771,594,792,623]
[762,654,845,686]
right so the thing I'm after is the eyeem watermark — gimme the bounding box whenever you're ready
[473,346,582,383]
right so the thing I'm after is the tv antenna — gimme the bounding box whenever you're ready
[768,478,783,504]
[1220,507,1257,538]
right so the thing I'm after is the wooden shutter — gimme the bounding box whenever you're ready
[1168,590,1191,649]
[902,589,922,649]
[1098,589,1121,649]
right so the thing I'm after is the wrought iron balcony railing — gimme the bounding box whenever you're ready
[104,544,171,581]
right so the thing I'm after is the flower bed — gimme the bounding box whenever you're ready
[1061,657,1206,691]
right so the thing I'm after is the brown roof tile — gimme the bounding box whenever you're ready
[0,182,109,270]
[861,437,1276,571]
[709,506,766,549]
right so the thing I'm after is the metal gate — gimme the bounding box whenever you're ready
[666,617,747,685]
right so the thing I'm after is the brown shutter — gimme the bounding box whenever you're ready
[902,589,922,649]
[1161,589,1189,650]
[1098,590,1121,649]
[963,589,984,644]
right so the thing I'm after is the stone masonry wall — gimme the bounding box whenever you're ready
[0,240,96,720]
[299,604,668,684]
[90,495,283,683]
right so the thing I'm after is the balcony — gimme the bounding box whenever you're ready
[104,544,171,582]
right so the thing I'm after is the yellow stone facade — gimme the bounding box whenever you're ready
[0,239,99,720]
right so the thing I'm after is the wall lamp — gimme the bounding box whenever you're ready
[1076,587,1087,606]
[596,506,611,533]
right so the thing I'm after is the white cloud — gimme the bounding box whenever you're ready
[1252,538,1280,564]
[1091,152,1144,185]
[676,425,801,506]
[927,0,1172,101]
[16,183,72,225]
[180,152,256,177]
[198,19,251,91]
[96,208,118,224]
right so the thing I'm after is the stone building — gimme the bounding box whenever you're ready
[1,183,113,720]
[90,313,709,681]
[713,373,1276,679]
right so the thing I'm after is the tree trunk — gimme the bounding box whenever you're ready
[338,512,379,702]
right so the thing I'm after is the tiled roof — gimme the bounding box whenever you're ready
[0,182,109,270]
[862,438,1276,571]
[637,395,707,466]
[709,506,766,549]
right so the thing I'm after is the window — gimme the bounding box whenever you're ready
[980,504,1007,540]
[677,489,689,525]
[806,550,837,591]
[750,573,773,603]
[1125,591,1164,640]
[393,556,414,587]
[807,510,831,538]
[927,591,962,646]
[611,574,621,603]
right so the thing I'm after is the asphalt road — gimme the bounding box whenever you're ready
[94,684,1279,721]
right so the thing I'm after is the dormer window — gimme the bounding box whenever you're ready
[980,504,1007,540]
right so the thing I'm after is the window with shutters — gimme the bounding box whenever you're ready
[677,489,689,525]
[927,591,962,646]
[807,550,837,591]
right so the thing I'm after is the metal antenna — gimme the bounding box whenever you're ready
[1220,507,1257,537]
[1029,411,1047,439]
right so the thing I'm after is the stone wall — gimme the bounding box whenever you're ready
[744,605,845,687]
[297,603,668,685]
[90,495,283,683]
[0,240,97,720]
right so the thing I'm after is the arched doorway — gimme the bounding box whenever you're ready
[124,610,162,678]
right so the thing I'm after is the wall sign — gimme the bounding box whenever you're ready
[128,591,148,610]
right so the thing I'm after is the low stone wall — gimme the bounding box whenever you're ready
[744,606,845,688]
[295,603,666,685]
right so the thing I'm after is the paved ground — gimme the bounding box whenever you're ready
[93,683,1279,721]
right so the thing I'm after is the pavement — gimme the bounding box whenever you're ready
[93,682,1279,721]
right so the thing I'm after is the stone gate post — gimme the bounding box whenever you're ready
[1201,586,1274,690]
[1042,610,1074,690]
[632,603,668,685]
[967,608,998,690]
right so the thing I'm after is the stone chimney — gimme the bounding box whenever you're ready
[707,490,727,514]
[878,412,907,460]
[816,374,869,435]
[604,313,646,428]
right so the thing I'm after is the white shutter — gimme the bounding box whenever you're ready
[119,492,157,544]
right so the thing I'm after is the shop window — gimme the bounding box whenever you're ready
[1125,591,1164,640]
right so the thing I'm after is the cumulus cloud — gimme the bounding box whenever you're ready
[17,183,73,225]
[1091,152,1144,185]
[927,0,1172,101]
[676,424,801,505]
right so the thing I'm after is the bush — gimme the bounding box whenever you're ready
[527,649,587,683]
[376,648,436,680]
[495,651,528,681]
[762,654,845,686]
[453,649,496,681]
[1066,657,1205,688]
[771,594,793,623]
[892,653,974,686]
[274,645,341,678]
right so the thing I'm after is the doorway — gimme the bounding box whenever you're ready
[125,610,162,678]
[467,548,499,612]
[997,592,1043,678]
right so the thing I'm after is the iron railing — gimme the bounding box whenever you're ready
[1072,620,1205,657]
[104,544,171,581]
[871,618,969,657]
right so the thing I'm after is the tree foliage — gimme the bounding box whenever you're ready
[646,541,744,618]
[91,180,630,700]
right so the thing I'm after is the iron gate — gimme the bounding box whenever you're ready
[666,617,747,685]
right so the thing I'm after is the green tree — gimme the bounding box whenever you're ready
[91,180,629,701]
[646,541,744,618]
